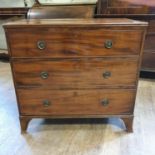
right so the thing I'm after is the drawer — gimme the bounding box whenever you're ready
[17,88,136,115]
[12,58,138,88]
[8,28,142,57]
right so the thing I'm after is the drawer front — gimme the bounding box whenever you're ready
[12,58,138,88]
[8,28,142,57]
[17,88,136,115]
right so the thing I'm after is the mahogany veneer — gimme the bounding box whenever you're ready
[3,18,147,133]
[27,5,95,19]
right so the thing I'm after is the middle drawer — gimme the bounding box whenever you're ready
[12,58,138,89]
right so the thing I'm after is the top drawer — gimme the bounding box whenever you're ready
[7,27,142,58]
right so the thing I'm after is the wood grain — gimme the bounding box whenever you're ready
[28,5,95,19]
[3,18,148,27]
[17,88,136,115]
[12,58,139,88]
[7,28,143,58]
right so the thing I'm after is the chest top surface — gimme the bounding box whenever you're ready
[3,18,148,28]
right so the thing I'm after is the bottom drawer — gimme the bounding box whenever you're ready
[17,88,136,116]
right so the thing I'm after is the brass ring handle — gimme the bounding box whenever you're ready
[103,71,111,79]
[40,71,49,79]
[101,99,109,106]
[37,40,46,50]
[104,40,113,49]
[43,100,51,107]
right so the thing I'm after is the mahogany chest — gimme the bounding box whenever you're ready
[3,18,147,132]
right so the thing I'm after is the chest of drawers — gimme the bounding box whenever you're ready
[3,18,147,133]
